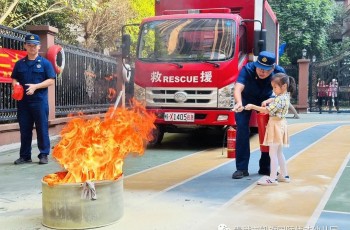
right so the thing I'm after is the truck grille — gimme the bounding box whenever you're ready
[146,87,217,107]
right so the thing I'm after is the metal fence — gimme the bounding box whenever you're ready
[0,83,17,123]
[0,25,118,124]
[0,24,28,50]
[54,42,117,117]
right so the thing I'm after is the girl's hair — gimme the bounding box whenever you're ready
[271,73,296,97]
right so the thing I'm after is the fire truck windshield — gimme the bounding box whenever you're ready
[138,18,235,62]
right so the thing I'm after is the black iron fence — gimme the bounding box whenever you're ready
[55,42,117,117]
[0,24,28,50]
[0,25,118,124]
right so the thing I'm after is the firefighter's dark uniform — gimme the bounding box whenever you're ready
[235,61,285,175]
[12,55,55,161]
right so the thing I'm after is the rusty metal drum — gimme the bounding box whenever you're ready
[42,177,123,229]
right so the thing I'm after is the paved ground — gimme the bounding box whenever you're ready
[0,112,349,230]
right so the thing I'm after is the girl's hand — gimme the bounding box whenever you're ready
[261,98,273,107]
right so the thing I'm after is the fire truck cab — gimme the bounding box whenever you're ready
[122,0,280,145]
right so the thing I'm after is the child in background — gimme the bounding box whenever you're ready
[316,79,327,114]
[245,73,296,186]
[328,79,339,113]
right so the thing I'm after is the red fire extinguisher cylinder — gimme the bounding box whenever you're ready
[257,113,269,152]
[227,126,236,158]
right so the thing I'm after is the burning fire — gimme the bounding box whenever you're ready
[43,99,156,185]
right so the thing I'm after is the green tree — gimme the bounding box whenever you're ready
[0,0,99,46]
[0,0,131,50]
[29,8,80,46]
[269,0,336,64]
[0,0,99,28]
[325,3,350,56]
[78,0,131,51]
[128,0,154,23]
[125,0,154,56]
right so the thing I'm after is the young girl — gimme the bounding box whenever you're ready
[245,73,296,186]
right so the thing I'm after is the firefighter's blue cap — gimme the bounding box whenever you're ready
[254,51,276,71]
[25,34,40,45]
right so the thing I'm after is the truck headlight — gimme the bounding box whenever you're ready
[218,83,235,108]
[134,83,146,104]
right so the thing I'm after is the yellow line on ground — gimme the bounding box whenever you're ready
[200,125,350,228]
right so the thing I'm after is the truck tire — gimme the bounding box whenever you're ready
[148,125,164,147]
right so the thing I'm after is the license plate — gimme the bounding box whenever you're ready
[164,112,195,122]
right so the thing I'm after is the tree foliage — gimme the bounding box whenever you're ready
[79,0,131,52]
[28,8,80,46]
[0,0,99,28]
[325,3,350,56]
[125,0,154,56]
[0,0,100,46]
[269,0,337,64]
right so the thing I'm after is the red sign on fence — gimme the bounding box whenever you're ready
[0,48,27,83]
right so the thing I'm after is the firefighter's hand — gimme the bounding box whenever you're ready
[25,84,37,95]
[233,103,244,112]
[244,104,253,110]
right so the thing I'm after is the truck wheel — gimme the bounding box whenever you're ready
[148,125,164,147]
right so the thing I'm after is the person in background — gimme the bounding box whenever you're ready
[232,51,286,179]
[316,79,327,114]
[328,79,339,113]
[11,34,56,165]
[245,73,296,185]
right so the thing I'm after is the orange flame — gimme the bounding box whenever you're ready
[43,99,156,185]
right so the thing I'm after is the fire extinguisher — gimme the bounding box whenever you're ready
[257,113,269,152]
[227,126,236,158]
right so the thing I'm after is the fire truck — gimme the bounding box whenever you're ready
[121,0,280,145]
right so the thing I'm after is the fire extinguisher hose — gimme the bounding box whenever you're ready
[222,126,229,156]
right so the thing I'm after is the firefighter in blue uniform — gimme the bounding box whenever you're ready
[232,51,286,179]
[11,34,56,165]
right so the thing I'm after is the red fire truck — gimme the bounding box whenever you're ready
[122,0,280,145]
